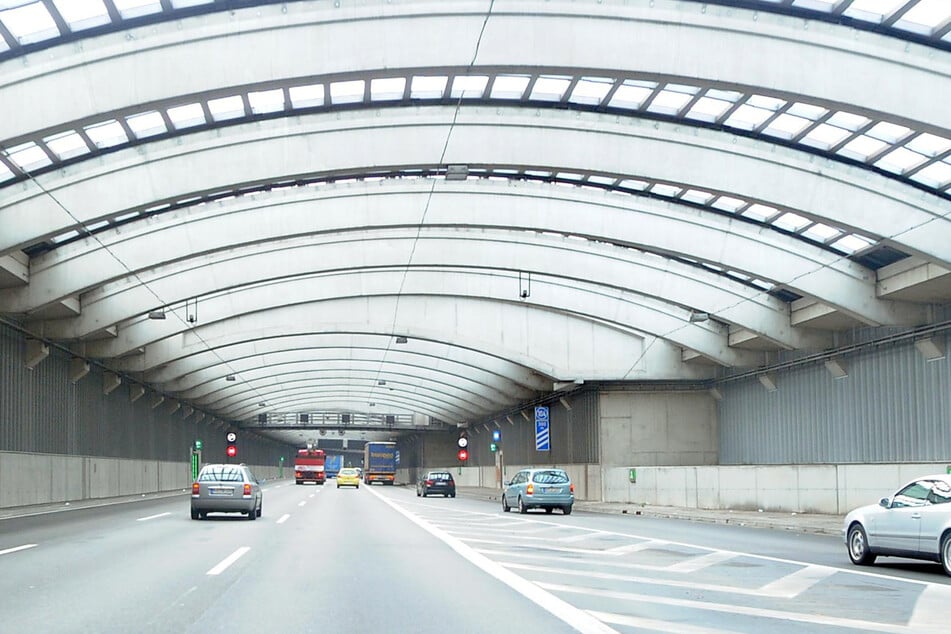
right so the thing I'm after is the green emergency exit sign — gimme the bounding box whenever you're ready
[629,468,636,484]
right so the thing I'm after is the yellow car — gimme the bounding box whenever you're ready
[336,467,360,488]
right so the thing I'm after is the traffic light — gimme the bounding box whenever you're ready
[490,442,497,452]
[457,429,469,449]
[457,448,468,462]
[491,428,501,451]
[226,431,237,458]
[226,445,237,458]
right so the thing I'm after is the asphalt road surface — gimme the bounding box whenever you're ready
[1,481,949,633]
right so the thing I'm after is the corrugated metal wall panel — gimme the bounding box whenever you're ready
[0,323,290,465]
[719,334,951,464]
[466,390,599,466]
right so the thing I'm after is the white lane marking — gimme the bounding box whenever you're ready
[298,501,306,507]
[136,512,171,522]
[0,544,37,556]
[757,564,837,598]
[476,548,726,575]
[541,582,917,634]
[909,584,951,631]
[276,514,290,524]
[206,547,251,576]
[604,541,659,555]
[364,485,619,634]
[459,537,622,556]
[309,494,315,498]
[587,610,739,634]
[555,532,602,543]
[666,550,736,573]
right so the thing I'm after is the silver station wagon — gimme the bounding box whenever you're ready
[191,464,263,521]
[502,468,574,515]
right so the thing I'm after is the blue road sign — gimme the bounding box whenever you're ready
[535,406,550,451]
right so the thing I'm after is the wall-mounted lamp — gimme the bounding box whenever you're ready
[395,336,408,344]
[148,310,166,320]
[688,311,710,323]
[258,402,267,407]
[446,164,469,181]
[225,375,236,381]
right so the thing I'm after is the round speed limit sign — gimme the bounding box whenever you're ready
[226,432,237,443]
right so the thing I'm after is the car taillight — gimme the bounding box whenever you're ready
[295,471,302,477]
[570,483,575,493]
[243,483,252,496]
[192,483,200,496]
[426,480,433,486]
[526,483,534,495]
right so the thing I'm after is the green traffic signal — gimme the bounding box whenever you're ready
[490,442,497,452]
[195,439,203,450]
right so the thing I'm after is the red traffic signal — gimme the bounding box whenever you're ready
[457,448,468,462]
[226,445,237,458]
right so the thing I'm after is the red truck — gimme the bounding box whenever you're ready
[294,448,326,485]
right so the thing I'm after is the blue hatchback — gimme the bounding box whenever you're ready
[502,468,574,515]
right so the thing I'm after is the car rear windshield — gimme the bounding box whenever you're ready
[428,472,453,480]
[532,470,569,484]
[199,466,244,482]
[339,469,357,476]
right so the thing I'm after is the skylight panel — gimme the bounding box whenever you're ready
[802,222,842,242]
[866,121,911,144]
[827,111,870,132]
[530,76,571,102]
[646,89,694,116]
[166,103,206,129]
[906,133,951,157]
[411,76,447,99]
[746,94,786,111]
[724,104,773,131]
[911,160,951,188]
[875,147,926,174]
[618,179,649,191]
[50,229,80,244]
[208,95,245,121]
[586,175,618,186]
[125,111,166,138]
[711,196,746,212]
[288,84,324,108]
[893,0,949,35]
[786,102,827,121]
[772,212,812,231]
[680,189,714,204]
[569,77,613,106]
[52,0,109,32]
[744,204,779,222]
[800,123,851,150]
[832,234,875,254]
[524,170,552,178]
[84,120,128,148]
[111,0,163,19]
[704,89,744,103]
[248,89,285,114]
[6,142,51,171]
[170,0,213,8]
[763,113,811,140]
[490,75,530,99]
[837,134,890,162]
[0,162,13,181]
[556,172,584,181]
[608,82,654,110]
[370,77,405,101]
[791,0,838,11]
[450,75,488,98]
[650,183,682,197]
[844,0,907,24]
[85,219,110,232]
[44,130,89,159]
[329,80,365,105]
[685,97,732,123]
[1,2,59,44]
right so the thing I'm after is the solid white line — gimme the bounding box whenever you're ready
[908,584,951,631]
[0,544,37,556]
[276,514,290,524]
[136,512,171,522]
[604,541,661,555]
[363,485,619,634]
[587,610,740,634]
[666,550,736,573]
[206,547,250,576]
[298,501,306,507]
[540,583,915,634]
[757,564,836,598]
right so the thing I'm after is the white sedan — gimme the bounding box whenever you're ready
[844,474,951,575]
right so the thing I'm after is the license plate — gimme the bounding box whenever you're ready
[543,487,559,494]
[209,487,232,496]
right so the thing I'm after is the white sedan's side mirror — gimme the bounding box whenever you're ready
[503,480,511,487]
[879,497,891,508]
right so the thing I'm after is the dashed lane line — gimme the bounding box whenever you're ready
[276,514,290,524]
[206,547,250,576]
[0,544,37,556]
[298,501,306,507]
[136,512,171,522]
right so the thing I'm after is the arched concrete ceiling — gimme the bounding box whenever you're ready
[1,0,948,434]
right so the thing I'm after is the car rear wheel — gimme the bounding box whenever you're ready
[545,508,553,514]
[563,505,572,515]
[191,509,199,520]
[247,508,257,521]
[518,496,528,514]
[847,524,875,565]
[502,495,510,512]
[257,504,262,518]
[450,492,455,498]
